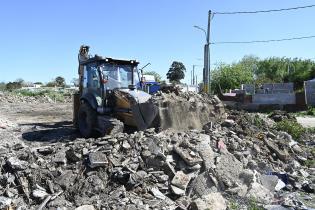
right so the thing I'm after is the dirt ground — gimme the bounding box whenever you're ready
[296,116,315,128]
[0,101,78,146]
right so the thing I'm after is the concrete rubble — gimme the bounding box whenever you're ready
[0,92,314,209]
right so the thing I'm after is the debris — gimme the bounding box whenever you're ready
[171,171,191,191]
[150,187,166,200]
[6,157,28,170]
[0,92,314,209]
[0,196,12,209]
[75,205,95,210]
[88,152,108,168]
[190,192,227,210]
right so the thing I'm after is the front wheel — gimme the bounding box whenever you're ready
[78,102,97,138]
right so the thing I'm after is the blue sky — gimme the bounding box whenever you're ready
[1,0,315,84]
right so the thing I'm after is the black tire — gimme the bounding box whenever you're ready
[78,102,97,138]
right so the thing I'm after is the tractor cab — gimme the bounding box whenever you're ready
[80,56,139,97]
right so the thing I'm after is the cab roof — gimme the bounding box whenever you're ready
[80,55,139,66]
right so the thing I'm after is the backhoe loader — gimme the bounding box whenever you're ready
[73,45,158,137]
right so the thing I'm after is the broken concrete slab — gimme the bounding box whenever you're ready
[171,171,191,191]
[246,182,273,204]
[75,205,95,210]
[264,139,289,162]
[0,196,12,209]
[32,189,48,200]
[6,157,28,170]
[190,192,227,210]
[88,152,108,168]
[190,172,218,197]
[150,187,166,200]
[53,150,67,164]
[173,146,203,166]
[215,150,243,189]
[171,185,185,196]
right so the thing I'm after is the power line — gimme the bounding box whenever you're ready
[214,4,315,15]
[211,35,315,45]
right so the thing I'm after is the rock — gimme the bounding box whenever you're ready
[264,205,291,210]
[301,182,314,193]
[150,187,166,200]
[190,172,218,197]
[246,182,273,204]
[66,148,82,162]
[6,157,28,170]
[0,196,12,209]
[53,151,67,164]
[122,140,131,149]
[75,205,95,210]
[195,134,215,170]
[275,179,286,191]
[56,170,76,190]
[32,189,48,200]
[173,146,203,166]
[37,146,54,155]
[170,185,185,195]
[264,139,289,162]
[261,175,279,191]
[171,171,191,191]
[292,144,303,153]
[88,152,108,168]
[190,192,227,210]
[222,119,235,127]
[216,150,243,188]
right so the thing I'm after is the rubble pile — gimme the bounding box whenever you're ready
[0,93,313,209]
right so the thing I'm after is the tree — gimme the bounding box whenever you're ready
[55,76,66,87]
[0,82,6,91]
[166,61,186,83]
[210,56,259,94]
[6,82,22,91]
[143,71,162,82]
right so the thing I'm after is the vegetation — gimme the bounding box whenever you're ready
[274,119,306,140]
[211,55,315,94]
[14,89,70,102]
[167,61,186,83]
[6,81,22,91]
[55,76,66,87]
[0,82,7,91]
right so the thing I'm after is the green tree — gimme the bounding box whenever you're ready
[6,82,22,91]
[166,61,186,83]
[144,71,162,82]
[0,82,6,91]
[210,56,257,94]
[55,76,66,87]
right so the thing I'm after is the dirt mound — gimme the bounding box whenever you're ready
[153,92,226,131]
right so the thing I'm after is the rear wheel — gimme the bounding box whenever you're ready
[78,102,97,138]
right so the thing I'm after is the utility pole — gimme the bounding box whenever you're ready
[192,65,196,85]
[206,10,211,94]
[194,10,211,94]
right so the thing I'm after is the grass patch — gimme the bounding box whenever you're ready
[305,159,315,168]
[295,106,315,117]
[274,119,306,140]
[253,114,264,128]
[13,89,66,102]
[248,198,264,210]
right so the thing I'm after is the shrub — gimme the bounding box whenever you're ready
[274,119,305,140]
